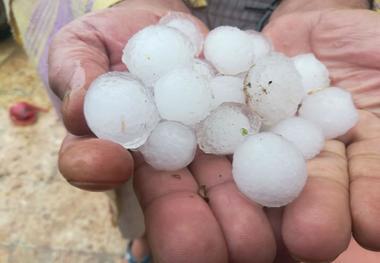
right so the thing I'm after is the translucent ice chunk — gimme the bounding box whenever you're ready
[84,72,160,149]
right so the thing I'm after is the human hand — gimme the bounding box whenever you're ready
[49,2,278,262]
[263,8,380,261]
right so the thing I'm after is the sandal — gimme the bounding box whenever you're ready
[125,240,151,263]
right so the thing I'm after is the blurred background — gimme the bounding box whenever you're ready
[0,3,127,262]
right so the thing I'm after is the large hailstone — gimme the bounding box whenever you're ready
[191,59,216,81]
[122,25,194,86]
[140,121,197,171]
[196,103,261,155]
[244,52,304,128]
[159,12,204,56]
[292,53,330,94]
[271,117,325,160]
[210,75,245,109]
[84,72,160,149]
[154,68,212,125]
[246,30,272,59]
[299,87,358,139]
[204,26,256,75]
[233,132,307,207]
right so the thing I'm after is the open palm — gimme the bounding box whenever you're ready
[49,3,380,263]
[263,9,380,260]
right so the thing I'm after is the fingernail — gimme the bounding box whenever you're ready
[67,180,121,191]
[70,61,86,91]
[62,90,71,111]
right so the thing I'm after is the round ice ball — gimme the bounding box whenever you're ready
[233,132,307,207]
[244,52,304,128]
[196,103,261,155]
[84,72,160,149]
[159,12,204,56]
[299,87,358,139]
[271,117,325,160]
[210,75,245,109]
[154,68,212,125]
[246,30,272,59]
[191,59,216,80]
[122,25,194,86]
[140,121,197,171]
[292,53,330,94]
[204,26,256,75]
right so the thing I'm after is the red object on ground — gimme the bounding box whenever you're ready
[9,102,47,126]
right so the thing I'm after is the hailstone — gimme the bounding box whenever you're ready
[244,52,304,128]
[299,87,358,139]
[271,117,325,160]
[84,72,160,149]
[292,53,330,94]
[196,103,261,155]
[210,75,245,109]
[154,68,212,125]
[159,12,204,56]
[191,59,216,80]
[233,132,307,207]
[140,121,197,171]
[204,26,256,75]
[246,30,273,59]
[122,25,194,86]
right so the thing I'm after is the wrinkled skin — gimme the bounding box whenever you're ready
[48,1,380,261]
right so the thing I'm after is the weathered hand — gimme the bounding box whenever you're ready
[48,2,277,262]
[263,9,380,261]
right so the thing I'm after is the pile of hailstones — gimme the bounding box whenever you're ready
[84,13,358,207]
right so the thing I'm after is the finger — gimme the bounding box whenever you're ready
[265,208,297,263]
[282,140,351,261]
[134,164,228,263]
[189,153,276,263]
[48,9,161,135]
[59,133,134,191]
[343,110,380,250]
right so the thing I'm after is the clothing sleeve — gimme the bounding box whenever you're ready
[5,0,122,106]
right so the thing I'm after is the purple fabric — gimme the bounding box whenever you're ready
[37,0,74,111]
[25,0,54,57]
[85,0,95,13]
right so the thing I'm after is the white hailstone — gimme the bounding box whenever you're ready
[210,75,245,109]
[84,72,160,149]
[246,30,273,59]
[292,53,330,94]
[204,26,256,75]
[140,121,197,171]
[154,68,212,125]
[191,59,216,80]
[244,52,304,128]
[196,103,261,155]
[271,117,325,160]
[233,132,307,207]
[299,87,358,139]
[159,12,204,56]
[122,25,194,86]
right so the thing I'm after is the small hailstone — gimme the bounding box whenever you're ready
[233,132,307,207]
[210,75,245,109]
[246,30,272,59]
[292,53,330,94]
[191,59,216,80]
[154,68,212,125]
[159,12,204,56]
[196,103,261,155]
[299,87,358,139]
[271,117,325,160]
[122,25,194,86]
[204,26,256,75]
[244,53,304,128]
[140,121,197,171]
[84,72,160,149]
